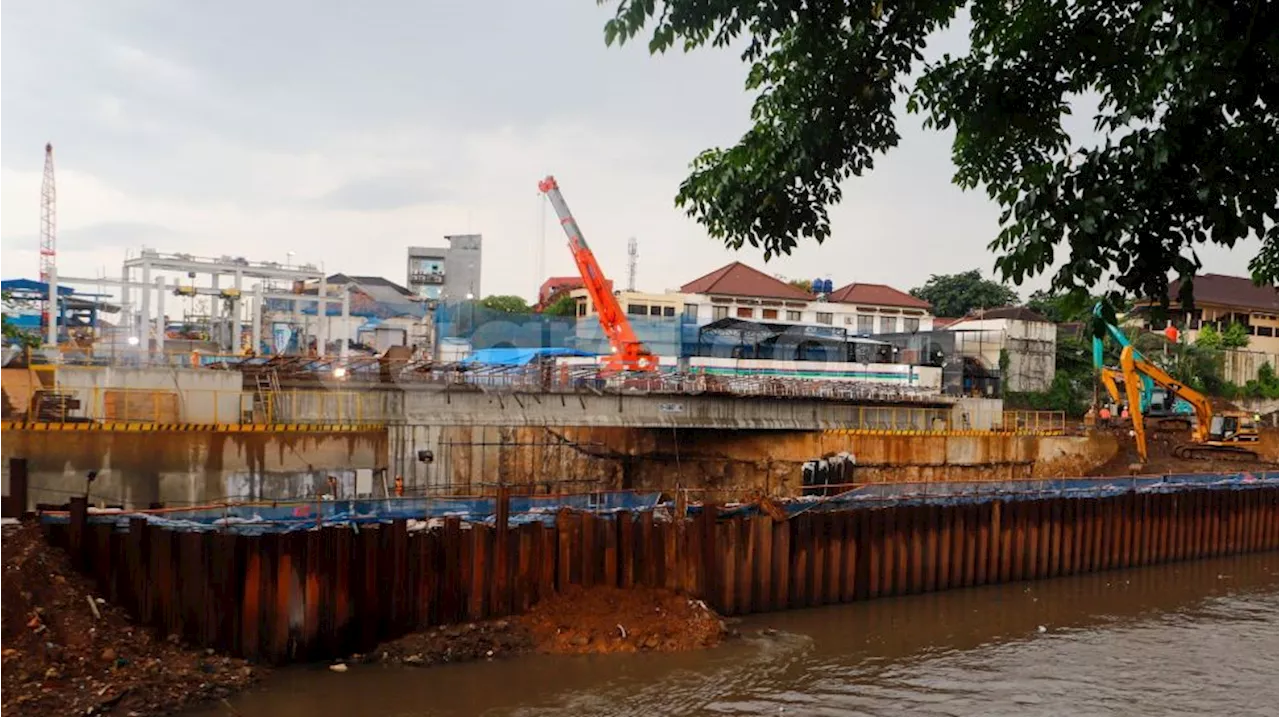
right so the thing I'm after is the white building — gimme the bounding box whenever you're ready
[946,306,1056,392]
[677,262,934,334]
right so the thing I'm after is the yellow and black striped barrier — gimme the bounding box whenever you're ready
[821,429,1065,438]
[0,421,385,433]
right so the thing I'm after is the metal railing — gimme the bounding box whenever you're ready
[1001,410,1067,434]
[1,385,387,425]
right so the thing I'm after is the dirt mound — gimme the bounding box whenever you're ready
[1257,429,1278,462]
[373,620,533,667]
[519,586,725,654]
[1089,426,1276,476]
[1,521,261,716]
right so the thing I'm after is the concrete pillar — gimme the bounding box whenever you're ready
[139,261,152,346]
[232,270,243,352]
[119,265,131,336]
[252,284,263,356]
[154,276,166,355]
[340,287,350,359]
[318,275,329,357]
[45,264,58,347]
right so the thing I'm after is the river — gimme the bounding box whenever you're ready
[196,554,1278,717]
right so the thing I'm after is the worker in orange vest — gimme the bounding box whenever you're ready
[394,475,405,497]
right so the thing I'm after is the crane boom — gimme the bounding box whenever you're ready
[537,176,658,374]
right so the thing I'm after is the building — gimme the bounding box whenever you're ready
[1130,273,1279,353]
[677,262,934,334]
[571,288,674,320]
[406,234,483,303]
[268,274,429,353]
[535,276,585,312]
[945,306,1056,393]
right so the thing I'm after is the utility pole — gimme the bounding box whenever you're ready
[40,143,58,346]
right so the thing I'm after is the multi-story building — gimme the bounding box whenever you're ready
[406,234,483,303]
[676,262,934,334]
[1130,273,1279,354]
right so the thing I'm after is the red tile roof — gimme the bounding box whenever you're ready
[1156,273,1279,313]
[680,262,813,300]
[827,282,931,310]
[538,276,585,304]
[932,317,963,329]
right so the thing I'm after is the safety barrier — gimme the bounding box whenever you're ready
[1001,410,1067,435]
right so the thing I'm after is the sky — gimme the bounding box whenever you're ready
[0,0,1260,305]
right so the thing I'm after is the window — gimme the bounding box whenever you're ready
[762,308,779,320]
[577,302,587,317]
[649,306,662,316]
[857,315,874,335]
[713,305,729,320]
[663,306,675,317]
[880,316,897,333]
[786,310,802,321]
[816,312,833,325]
[627,304,647,316]
[736,307,754,319]
[904,317,920,333]
[1258,326,1275,337]
[684,304,699,320]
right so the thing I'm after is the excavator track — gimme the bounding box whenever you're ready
[1172,444,1260,462]
[1150,417,1192,432]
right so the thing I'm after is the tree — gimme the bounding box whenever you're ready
[1,290,41,349]
[1195,324,1223,349]
[786,278,815,293]
[908,270,1018,317]
[600,0,1278,312]
[1221,322,1250,349]
[478,295,532,314]
[542,294,579,317]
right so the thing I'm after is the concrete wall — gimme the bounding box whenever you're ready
[286,385,971,430]
[1,429,387,510]
[386,424,1119,497]
[54,366,247,423]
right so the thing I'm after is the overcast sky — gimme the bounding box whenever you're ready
[0,0,1258,303]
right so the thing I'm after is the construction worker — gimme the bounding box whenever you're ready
[1099,405,1112,427]
[394,475,405,497]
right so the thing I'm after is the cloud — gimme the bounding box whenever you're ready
[314,175,450,212]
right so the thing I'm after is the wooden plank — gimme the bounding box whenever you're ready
[581,512,597,589]
[810,513,826,606]
[793,514,811,606]
[618,512,635,589]
[840,512,857,603]
[721,519,737,615]
[881,507,897,597]
[923,505,939,593]
[555,511,572,592]
[468,526,489,621]
[950,503,966,588]
[601,516,618,588]
[894,507,910,595]
[663,517,679,592]
[826,511,843,604]
[997,500,1013,583]
[539,524,556,601]
[360,528,380,652]
[333,528,353,655]
[962,504,978,588]
[866,510,882,599]
[936,505,953,591]
[239,535,261,661]
[772,517,789,610]
[975,502,991,586]
[640,511,656,587]
[755,515,774,611]
[737,516,753,616]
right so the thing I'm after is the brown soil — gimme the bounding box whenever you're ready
[372,619,533,667]
[1089,425,1278,476]
[518,586,726,654]
[1,521,262,716]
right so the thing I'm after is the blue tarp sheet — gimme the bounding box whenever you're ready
[55,491,664,535]
[459,347,595,366]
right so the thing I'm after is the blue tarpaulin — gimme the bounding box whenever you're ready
[460,347,596,365]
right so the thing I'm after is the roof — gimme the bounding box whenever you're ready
[327,274,414,299]
[1,279,75,296]
[966,306,1053,323]
[932,317,963,329]
[1158,273,1279,313]
[827,282,931,310]
[680,262,812,300]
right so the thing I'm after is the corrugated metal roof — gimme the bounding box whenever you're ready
[680,262,812,300]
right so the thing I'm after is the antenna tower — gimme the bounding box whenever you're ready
[40,143,57,328]
[626,236,638,292]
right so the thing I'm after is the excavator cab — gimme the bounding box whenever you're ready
[1207,412,1260,445]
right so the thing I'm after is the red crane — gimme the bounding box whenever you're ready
[538,176,658,374]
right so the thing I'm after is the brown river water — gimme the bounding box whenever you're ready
[196,554,1278,717]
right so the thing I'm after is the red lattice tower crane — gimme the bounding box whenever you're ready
[40,143,57,330]
[538,175,658,374]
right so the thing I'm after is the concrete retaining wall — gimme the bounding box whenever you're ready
[1,430,387,510]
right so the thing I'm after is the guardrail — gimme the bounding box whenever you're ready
[1001,410,1067,435]
[0,386,388,425]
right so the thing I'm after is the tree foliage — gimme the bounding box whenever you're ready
[1,290,41,348]
[908,269,1018,317]
[1220,321,1250,349]
[786,278,815,293]
[478,295,533,314]
[601,0,1279,311]
[1194,323,1222,349]
[542,294,579,317]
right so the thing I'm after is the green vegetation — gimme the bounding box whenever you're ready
[908,270,1018,317]
[600,0,1278,313]
[1,290,41,349]
[478,295,533,314]
[542,294,578,317]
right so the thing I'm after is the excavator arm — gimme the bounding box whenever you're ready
[1119,345,1215,462]
[538,176,658,374]
[1099,367,1124,405]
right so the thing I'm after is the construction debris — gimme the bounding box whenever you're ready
[1,521,262,716]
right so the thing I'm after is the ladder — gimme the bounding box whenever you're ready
[253,369,281,422]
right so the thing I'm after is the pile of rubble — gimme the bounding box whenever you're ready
[1,521,262,716]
